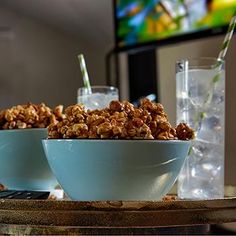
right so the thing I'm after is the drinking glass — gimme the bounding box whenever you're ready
[77,86,119,110]
[176,57,225,199]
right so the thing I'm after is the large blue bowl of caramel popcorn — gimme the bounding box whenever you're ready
[43,99,194,200]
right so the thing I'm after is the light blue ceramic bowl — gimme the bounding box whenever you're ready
[43,139,190,201]
[0,129,58,190]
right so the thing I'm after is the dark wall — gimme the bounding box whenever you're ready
[128,49,158,103]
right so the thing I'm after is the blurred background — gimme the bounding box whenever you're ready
[0,0,236,185]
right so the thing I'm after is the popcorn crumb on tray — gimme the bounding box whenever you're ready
[0,183,6,191]
[162,195,178,201]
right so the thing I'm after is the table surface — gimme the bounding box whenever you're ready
[1,196,236,226]
[1,186,236,235]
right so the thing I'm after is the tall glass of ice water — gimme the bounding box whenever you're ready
[77,86,119,110]
[176,57,225,199]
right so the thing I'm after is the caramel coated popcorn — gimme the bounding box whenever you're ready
[162,195,177,201]
[48,99,194,140]
[0,183,6,191]
[0,103,65,130]
[176,122,195,140]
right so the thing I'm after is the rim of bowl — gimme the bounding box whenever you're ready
[42,139,190,143]
[0,128,47,133]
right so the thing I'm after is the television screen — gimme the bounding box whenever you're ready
[114,0,236,51]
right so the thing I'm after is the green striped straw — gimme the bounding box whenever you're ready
[78,54,92,94]
[218,15,236,60]
[195,16,236,129]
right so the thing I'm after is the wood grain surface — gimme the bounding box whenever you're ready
[0,197,236,235]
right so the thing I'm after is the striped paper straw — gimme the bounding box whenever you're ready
[218,15,236,60]
[78,54,92,94]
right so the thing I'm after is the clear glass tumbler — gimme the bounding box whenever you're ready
[176,57,225,199]
[77,86,119,110]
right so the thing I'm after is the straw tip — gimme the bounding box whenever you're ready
[77,54,84,59]
[231,15,236,24]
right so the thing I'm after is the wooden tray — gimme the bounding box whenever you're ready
[1,186,236,235]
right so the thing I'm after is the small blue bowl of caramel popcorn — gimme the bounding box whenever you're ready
[0,128,58,190]
[0,103,64,191]
[43,99,194,200]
